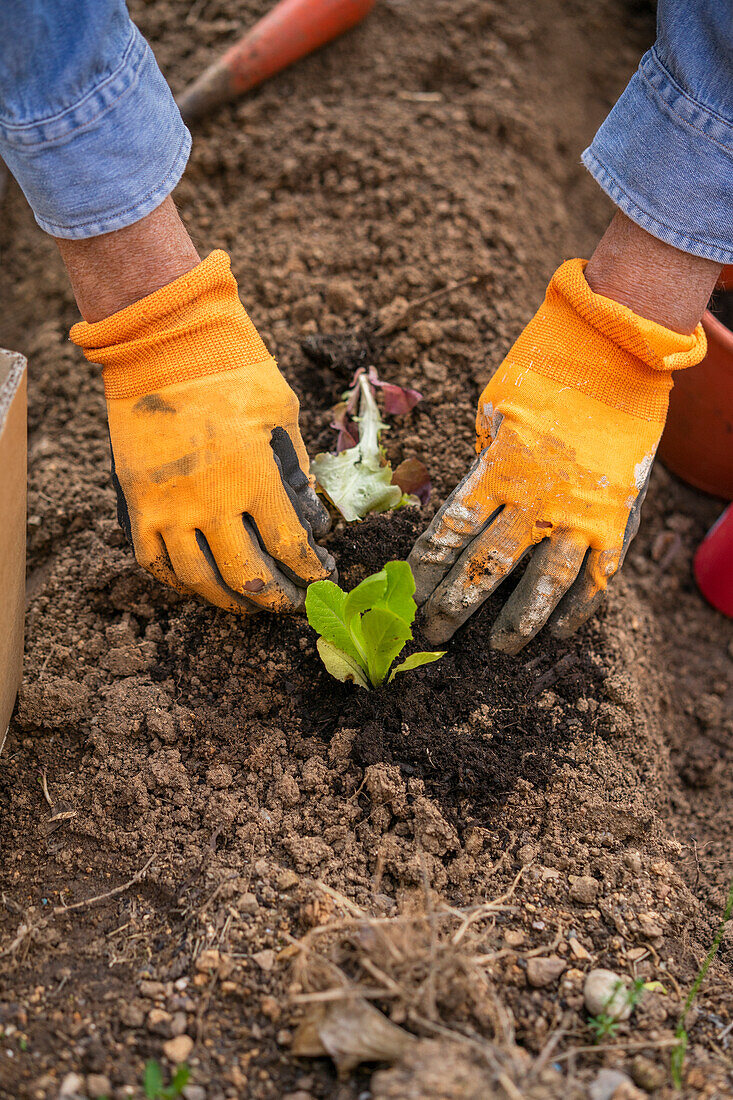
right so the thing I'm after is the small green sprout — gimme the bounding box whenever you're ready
[305,560,445,689]
[671,875,733,1089]
[587,978,646,1042]
[143,1060,190,1100]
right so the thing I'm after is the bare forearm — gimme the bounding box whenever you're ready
[55,196,200,323]
[585,211,721,335]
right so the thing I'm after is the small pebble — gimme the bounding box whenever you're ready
[526,955,565,988]
[163,1034,194,1063]
[253,948,276,971]
[58,1074,84,1098]
[139,979,166,999]
[630,1054,667,1092]
[569,875,600,904]
[636,912,664,939]
[588,1069,637,1100]
[237,892,259,914]
[183,1087,206,1100]
[119,1002,145,1028]
[260,995,281,1021]
[195,948,221,973]
[146,1007,172,1036]
[584,969,633,1020]
[277,869,299,890]
[87,1075,112,1098]
[568,936,591,961]
[170,1011,188,1036]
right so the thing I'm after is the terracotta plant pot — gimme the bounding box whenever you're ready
[658,265,733,500]
[694,505,733,618]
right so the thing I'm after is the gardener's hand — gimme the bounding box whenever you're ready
[409,221,715,652]
[71,250,334,613]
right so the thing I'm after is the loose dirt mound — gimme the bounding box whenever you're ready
[1,2,732,1098]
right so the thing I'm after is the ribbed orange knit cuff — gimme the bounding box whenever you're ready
[519,259,707,422]
[70,250,273,400]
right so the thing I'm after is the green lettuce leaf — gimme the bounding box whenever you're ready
[344,569,388,623]
[305,580,365,668]
[360,607,412,686]
[316,638,369,689]
[389,650,446,682]
[380,561,417,626]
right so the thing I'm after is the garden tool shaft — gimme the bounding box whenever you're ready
[178,0,376,123]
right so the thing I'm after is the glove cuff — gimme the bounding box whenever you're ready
[553,259,706,372]
[70,250,273,400]
[520,258,707,421]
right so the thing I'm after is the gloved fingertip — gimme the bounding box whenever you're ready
[419,609,456,647]
[547,617,578,641]
[312,545,336,577]
[407,557,440,608]
[231,601,262,617]
[488,627,528,657]
[412,575,435,608]
[549,588,605,640]
[309,499,332,540]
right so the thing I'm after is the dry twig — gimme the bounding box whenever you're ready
[554,1036,680,1060]
[0,922,34,959]
[54,855,155,915]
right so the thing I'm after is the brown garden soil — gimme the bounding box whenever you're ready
[2,2,733,1098]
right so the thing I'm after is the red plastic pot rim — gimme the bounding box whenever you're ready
[694,505,733,619]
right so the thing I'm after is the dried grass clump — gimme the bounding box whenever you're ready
[285,874,576,1097]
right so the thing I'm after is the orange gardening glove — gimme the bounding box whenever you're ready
[409,259,706,653]
[71,250,335,614]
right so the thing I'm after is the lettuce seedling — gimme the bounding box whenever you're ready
[305,560,445,688]
[312,370,427,522]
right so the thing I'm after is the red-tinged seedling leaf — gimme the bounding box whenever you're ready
[366,366,422,416]
[392,458,431,505]
[331,399,360,451]
[336,425,359,452]
[378,381,423,416]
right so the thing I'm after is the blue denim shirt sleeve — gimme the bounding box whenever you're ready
[0,1,190,238]
[582,0,733,264]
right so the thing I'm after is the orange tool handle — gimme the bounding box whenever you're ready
[178,0,376,122]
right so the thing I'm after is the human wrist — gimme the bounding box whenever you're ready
[70,250,274,400]
[585,211,721,335]
[498,258,708,425]
[56,196,200,324]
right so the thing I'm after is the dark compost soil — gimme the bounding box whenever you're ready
[1,2,732,1098]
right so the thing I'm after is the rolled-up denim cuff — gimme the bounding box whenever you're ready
[582,47,733,264]
[0,25,190,238]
